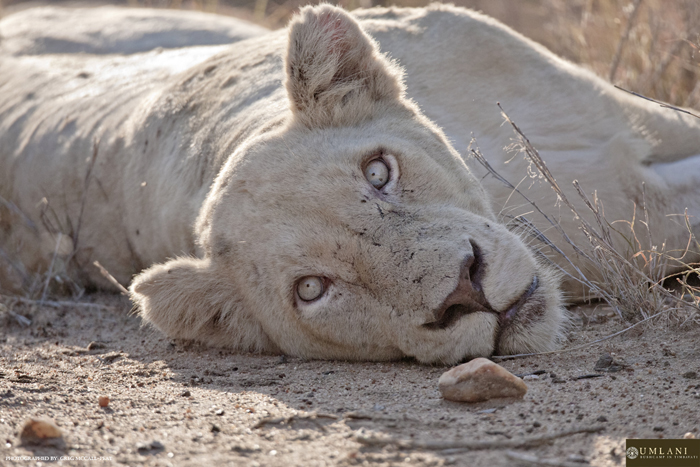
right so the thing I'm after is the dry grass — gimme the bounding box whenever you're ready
[470,106,700,328]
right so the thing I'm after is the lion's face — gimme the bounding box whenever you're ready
[130,4,565,364]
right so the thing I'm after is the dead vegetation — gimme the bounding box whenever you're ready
[470,105,700,332]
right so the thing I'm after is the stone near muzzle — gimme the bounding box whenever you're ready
[439,357,527,402]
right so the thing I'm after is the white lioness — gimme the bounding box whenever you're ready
[1,5,699,364]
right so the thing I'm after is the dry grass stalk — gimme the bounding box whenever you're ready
[39,232,63,304]
[93,261,129,296]
[0,294,112,311]
[613,84,700,119]
[608,0,643,82]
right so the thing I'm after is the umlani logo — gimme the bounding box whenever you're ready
[627,447,639,459]
[626,439,700,467]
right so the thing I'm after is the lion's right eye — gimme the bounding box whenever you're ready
[364,159,390,189]
[297,276,325,301]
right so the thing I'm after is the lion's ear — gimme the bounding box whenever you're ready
[130,257,278,353]
[285,4,404,128]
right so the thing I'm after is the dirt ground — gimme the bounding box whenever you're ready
[1,296,698,467]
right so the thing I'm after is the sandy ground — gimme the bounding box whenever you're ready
[1,295,698,467]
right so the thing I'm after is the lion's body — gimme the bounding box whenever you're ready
[1,5,698,362]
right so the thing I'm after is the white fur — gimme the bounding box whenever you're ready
[1,5,698,363]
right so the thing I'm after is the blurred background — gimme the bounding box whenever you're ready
[1,0,699,109]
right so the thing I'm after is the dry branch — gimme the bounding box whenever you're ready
[614,85,700,120]
[355,426,604,451]
[1,294,113,311]
[504,450,590,467]
[609,0,644,82]
[253,412,338,429]
[93,261,129,295]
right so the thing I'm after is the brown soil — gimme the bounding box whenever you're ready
[1,296,698,466]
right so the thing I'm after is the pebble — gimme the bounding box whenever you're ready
[682,371,697,379]
[98,396,110,407]
[438,358,527,402]
[137,440,164,452]
[19,418,64,446]
[594,353,626,372]
[684,432,696,439]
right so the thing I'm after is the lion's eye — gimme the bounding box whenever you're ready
[297,276,325,301]
[364,159,389,189]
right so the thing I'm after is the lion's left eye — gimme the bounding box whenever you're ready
[297,276,325,301]
[364,159,390,189]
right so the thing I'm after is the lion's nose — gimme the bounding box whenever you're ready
[423,242,495,330]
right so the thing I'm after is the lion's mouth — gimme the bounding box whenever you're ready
[422,302,484,330]
[423,273,539,331]
[499,275,539,328]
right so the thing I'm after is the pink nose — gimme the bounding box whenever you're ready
[423,243,496,330]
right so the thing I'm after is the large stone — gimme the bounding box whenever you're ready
[439,358,528,402]
[19,417,64,447]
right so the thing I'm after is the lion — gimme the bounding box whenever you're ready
[1,4,698,364]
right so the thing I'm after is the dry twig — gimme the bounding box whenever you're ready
[253,412,338,429]
[504,450,590,467]
[93,261,129,295]
[355,426,604,452]
[1,294,112,311]
[614,85,700,120]
[609,0,644,82]
[39,232,63,304]
[493,305,671,361]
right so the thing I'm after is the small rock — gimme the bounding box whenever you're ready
[653,426,664,432]
[215,409,224,416]
[181,390,191,397]
[98,396,110,407]
[86,341,106,351]
[682,371,697,379]
[438,358,527,402]
[19,418,64,447]
[594,353,626,372]
[137,440,164,453]
[211,424,220,433]
[684,432,696,439]
[597,416,608,422]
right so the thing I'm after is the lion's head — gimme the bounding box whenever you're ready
[130,5,565,364]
